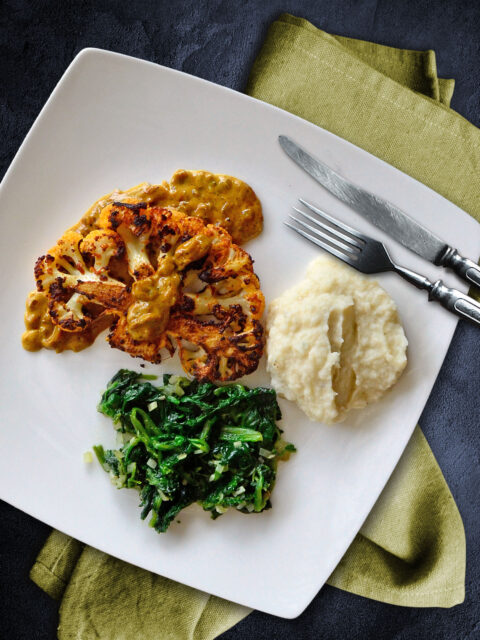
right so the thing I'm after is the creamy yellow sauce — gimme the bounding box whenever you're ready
[71,170,262,245]
[22,291,110,352]
[23,170,262,354]
[126,233,213,342]
[173,233,213,270]
[127,274,180,342]
[166,170,262,245]
[71,183,171,237]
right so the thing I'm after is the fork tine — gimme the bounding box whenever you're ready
[288,214,358,254]
[292,206,363,250]
[284,221,357,267]
[299,199,368,242]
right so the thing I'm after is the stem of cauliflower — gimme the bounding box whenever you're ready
[116,226,153,277]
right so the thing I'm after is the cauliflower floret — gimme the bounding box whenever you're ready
[80,229,125,276]
[97,202,157,278]
[35,230,127,331]
[170,233,265,380]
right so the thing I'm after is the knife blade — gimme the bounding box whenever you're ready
[279,135,480,288]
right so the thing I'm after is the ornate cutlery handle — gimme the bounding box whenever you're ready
[429,281,480,327]
[394,265,480,327]
[438,248,480,289]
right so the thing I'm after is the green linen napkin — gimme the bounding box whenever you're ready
[30,14,480,638]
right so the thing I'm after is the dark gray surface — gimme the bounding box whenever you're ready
[1,1,479,638]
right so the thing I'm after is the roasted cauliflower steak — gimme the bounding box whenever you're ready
[34,203,265,381]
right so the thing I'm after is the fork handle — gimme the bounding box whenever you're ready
[394,265,480,327]
[428,281,480,326]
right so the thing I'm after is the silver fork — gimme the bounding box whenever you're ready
[286,199,480,328]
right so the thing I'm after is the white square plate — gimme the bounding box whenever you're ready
[1,49,478,618]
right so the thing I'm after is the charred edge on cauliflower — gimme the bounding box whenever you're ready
[112,201,148,211]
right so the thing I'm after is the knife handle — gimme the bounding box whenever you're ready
[428,280,480,327]
[438,248,480,289]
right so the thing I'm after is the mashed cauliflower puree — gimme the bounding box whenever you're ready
[266,256,407,424]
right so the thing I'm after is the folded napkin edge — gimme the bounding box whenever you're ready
[261,19,480,139]
[328,580,465,608]
[30,559,66,601]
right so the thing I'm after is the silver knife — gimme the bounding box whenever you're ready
[279,135,480,289]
